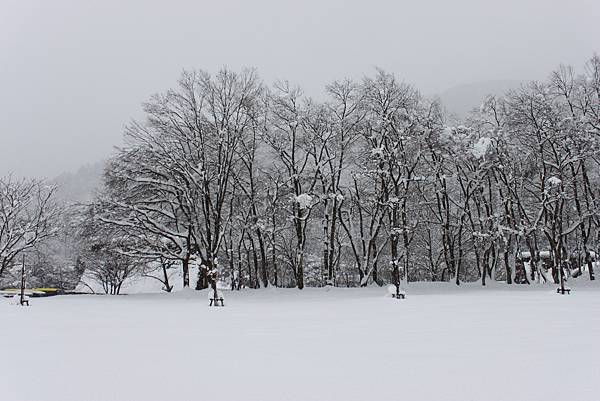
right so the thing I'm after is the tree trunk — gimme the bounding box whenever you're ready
[195,261,209,290]
[327,200,339,285]
[323,198,331,285]
[586,251,595,281]
[250,237,260,289]
[161,261,173,292]
[182,256,190,288]
[229,248,235,291]
[482,247,490,286]
[504,249,512,284]
[257,232,269,288]
[296,249,305,290]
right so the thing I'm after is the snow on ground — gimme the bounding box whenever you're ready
[2,282,600,401]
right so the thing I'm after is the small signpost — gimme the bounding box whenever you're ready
[557,261,571,295]
[388,260,406,299]
[207,265,224,307]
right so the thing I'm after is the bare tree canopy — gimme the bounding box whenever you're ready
[0,176,59,278]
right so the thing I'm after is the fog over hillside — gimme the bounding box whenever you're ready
[438,80,522,119]
[50,160,105,204]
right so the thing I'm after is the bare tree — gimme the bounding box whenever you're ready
[0,176,59,279]
[263,82,320,289]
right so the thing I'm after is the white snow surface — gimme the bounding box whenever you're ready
[2,282,600,401]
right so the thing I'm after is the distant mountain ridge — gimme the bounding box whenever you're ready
[51,160,106,204]
[438,80,522,120]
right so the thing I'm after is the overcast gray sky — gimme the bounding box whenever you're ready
[1,0,599,178]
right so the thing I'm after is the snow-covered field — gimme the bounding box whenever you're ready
[2,282,600,401]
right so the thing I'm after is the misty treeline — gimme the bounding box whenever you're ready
[2,55,600,294]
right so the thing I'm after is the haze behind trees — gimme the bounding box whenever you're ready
[1,0,599,179]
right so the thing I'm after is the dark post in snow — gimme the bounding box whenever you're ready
[391,260,405,299]
[207,262,224,306]
[557,257,570,295]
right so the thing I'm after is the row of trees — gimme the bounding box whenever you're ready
[83,55,600,292]
[2,55,599,294]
